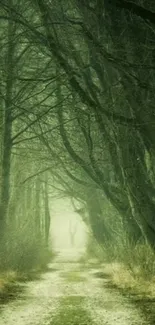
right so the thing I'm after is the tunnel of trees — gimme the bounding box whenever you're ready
[0,0,155,270]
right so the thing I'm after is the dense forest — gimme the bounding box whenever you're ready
[0,0,155,274]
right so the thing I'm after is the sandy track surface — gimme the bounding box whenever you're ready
[0,252,148,325]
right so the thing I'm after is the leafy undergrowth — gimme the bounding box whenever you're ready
[50,296,92,325]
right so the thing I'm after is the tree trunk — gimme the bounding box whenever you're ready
[0,11,15,240]
[44,173,50,247]
[35,177,41,241]
[86,189,112,245]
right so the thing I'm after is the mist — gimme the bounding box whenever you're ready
[50,198,88,258]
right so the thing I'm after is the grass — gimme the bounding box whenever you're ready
[0,247,54,301]
[100,261,155,325]
[0,270,40,294]
[85,234,155,298]
[89,240,155,299]
[60,270,86,282]
[0,259,53,298]
[102,262,155,298]
[49,296,92,325]
[0,271,25,303]
[0,271,17,293]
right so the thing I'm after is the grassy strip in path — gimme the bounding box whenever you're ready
[50,296,92,325]
[60,270,86,282]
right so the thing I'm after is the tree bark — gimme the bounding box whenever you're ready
[0,9,15,239]
[44,173,50,247]
[35,177,41,241]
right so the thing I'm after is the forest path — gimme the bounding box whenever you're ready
[0,251,148,325]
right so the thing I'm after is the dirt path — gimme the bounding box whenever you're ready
[0,252,149,325]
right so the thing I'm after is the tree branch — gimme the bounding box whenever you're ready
[113,0,155,25]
